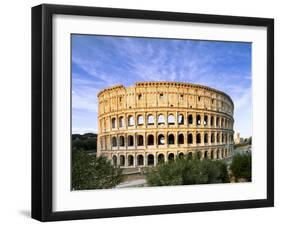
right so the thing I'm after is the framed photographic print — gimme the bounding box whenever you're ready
[32,4,274,221]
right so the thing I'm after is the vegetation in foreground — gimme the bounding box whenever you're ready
[146,154,229,186]
[72,149,123,190]
[230,152,252,182]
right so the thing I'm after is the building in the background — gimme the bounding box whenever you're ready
[97,81,235,168]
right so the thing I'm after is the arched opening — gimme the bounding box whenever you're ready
[119,136,125,146]
[168,114,175,125]
[111,118,116,128]
[112,155,117,166]
[188,133,193,144]
[147,154,154,166]
[128,115,134,126]
[178,152,184,159]
[211,116,214,126]
[168,153,175,162]
[187,152,193,160]
[211,150,214,159]
[196,133,201,144]
[204,151,208,159]
[112,137,117,147]
[137,135,144,146]
[211,133,215,143]
[157,154,165,164]
[147,134,154,145]
[216,149,220,159]
[128,155,134,166]
[196,115,201,125]
[120,155,125,166]
[158,134,165,145]
[222,133,225,143]
[178,134,184,144]
[204,133,208,144]
[216,117,220,127]
[168,134,175,144]
[137,115,144,125]
[221,118,224,128]
[128,135,134,146]
[147,115,154,125]
[137,155,144,166]
[204,115,208,126]
[158,114,165,125]
[119,116,124,128]
[221,150,224,158]
[225,149,228,158]
[195,151,202,160]
[188,114,193,125]
[217,133,220,143]
[178,114,184,125]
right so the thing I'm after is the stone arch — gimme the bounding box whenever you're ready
[178,114,184,125]
[128,155,134,166]
[147,134,154,145]
[221,149,224,158]
[157,153,165,164]
[188,133,193,144]
[111,117,116,128]
[112,155,117,166]
[225,149,228,158]
[211,116,214,126]
[120,155,125,166]
[211,133,215,143]
[168,153,175,161]
[210,150,214,159]
[216,117,220,127]
[217,132,220,143]
[168,134,175,144]
[168,114,175,125]
[196,151,202,160]
[147,114,154,125]
[158,114,165,125]
[112,137,117,147]
[178,152,184,159]
[119,136,125,146]
[128,115,134,126]
[128,135,134,146]
[137,135,144,146]
[196,115,201,125]
[188,114,193,125]
[196,133,201,144]
[204,115,208,126]
[158,134,165,145]
[204,150,208,159]
[178,134,184,144]
[216,149,220,159]
[204,133,208,144]
[137,155,144,166]
[147,154,154,166]
[119,116,124,128]
[187,152,193,160]
[137,115,144,125]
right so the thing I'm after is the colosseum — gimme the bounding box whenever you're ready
[97,81,234,168]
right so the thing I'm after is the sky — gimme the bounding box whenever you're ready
[72,34,252,138]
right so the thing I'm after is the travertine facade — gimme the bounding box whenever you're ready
[97,82,234,168]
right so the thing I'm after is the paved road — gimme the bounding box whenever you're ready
[115,179,147,188]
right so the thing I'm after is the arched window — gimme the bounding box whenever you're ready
[204,115,208,126]
[112,137,117,147]
[147,154,154,166]
[187,152,193,160]
[137,135,144,146]
[120,155,125,166]
[217,133,220,143]
[188,114,193,125]
[158,114,165,125]
[168,153,175,161]
[178,134,184,144]
[188,133,193,144]
[178,114,184,125]
[137,115,144,125]
[147,115,154,125]
[119,136,125,146]
[221,118,224,128]
[222,133,225,143]
[128,155,134,166]
[211,150,214,159]
[168,114,175,125]
[147,134,154,145]
[168,134,175,144]
[196,115,201,125]
[158,134,165,145]
[216,149,220,159]
[216,117,220,127]
[128,135,134,146]
[204,151,208,159]
[111,118,116,128]
[211,133,215,143]
[157,154,165,164]
[119,116,124,128]
[204,133,208,143]
[178,152,184,159]
[128,115,134,126]
[112,155,117,166]
[211,116,214,126]
[137,155,144,166]
[196,133,201,144]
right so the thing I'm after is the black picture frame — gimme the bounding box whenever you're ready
[32,3,274,222]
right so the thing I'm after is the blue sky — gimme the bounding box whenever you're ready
[72,34,252,138]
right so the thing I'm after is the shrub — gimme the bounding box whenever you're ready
[230,153,252,182]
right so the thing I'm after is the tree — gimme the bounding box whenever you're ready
[146,157,229,186]
[72,149,123,190]
[230,153,251,182]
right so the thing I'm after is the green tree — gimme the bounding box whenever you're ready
[230,153,252,182]
[72,149,123,190]
[146,157,229,186]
